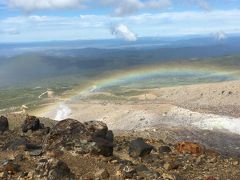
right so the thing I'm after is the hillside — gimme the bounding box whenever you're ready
[0,115,240,179]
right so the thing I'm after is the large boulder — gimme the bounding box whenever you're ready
[44,119,113,157]
[34,158,75,180]
[22,116,44,133]
[129,138,153,158]
[0,116,9,133]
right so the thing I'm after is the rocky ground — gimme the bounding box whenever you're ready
[1,115,240,180]
[34,81,240,158]
[151,80,240,117]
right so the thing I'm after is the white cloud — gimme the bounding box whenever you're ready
[112,0,144,16]
[7,0,172,15]
[1,10,240,42]
[146,0,172,9]
[110,0,172,16]
[214,31,228,40]
[111,24,137,41]
[8,0,86,11]
[0,28,20,35]
[5,0,236,16]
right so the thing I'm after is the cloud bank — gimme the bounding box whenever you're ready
[111,24,137,41]
[7,0,215,14]
[8,0,86,11]
[1,4,239,42]
[7,0,172,15]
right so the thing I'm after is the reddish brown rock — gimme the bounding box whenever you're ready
[205,176,217,180]
[177,141,205,155]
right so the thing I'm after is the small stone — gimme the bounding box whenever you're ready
[164,161,180,171]
[18,171,29,179]
[0,171,7,179]
[183,164,192,171]
[159,146,172,154]
[27,171,34,179]
[135,164,149,173]
[116,170,121,176]
[14,154,24,162]
[164,162,172,170]
[232,160,239,166]
[95,168,109,179]
[162,173,176,180]
[122,165,136,179]
[29,149,42,156]
[111,160,118,164]
[207,158,217,163]
[135,165,159,179]
[129,138,153,158]
[196,156,203,165]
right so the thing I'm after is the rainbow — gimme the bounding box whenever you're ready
[34,62,240,119]
[67,63,240,100]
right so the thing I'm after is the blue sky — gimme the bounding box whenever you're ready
[0,0,240,42]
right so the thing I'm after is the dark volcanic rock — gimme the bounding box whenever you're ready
[6,137,28,151]
[129,138,153,158]
[136,164,161,179]
[0,116,9,133]
[105,130,114,142]
[44,119,113,156]
[93,137,114,157]
[159,145,172,154]
[44,119,90,151]
[34,158,75,180]
[29,149,42,156]
[22,116,43,133]
[6,137,42,151]
[84,121,108,138]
